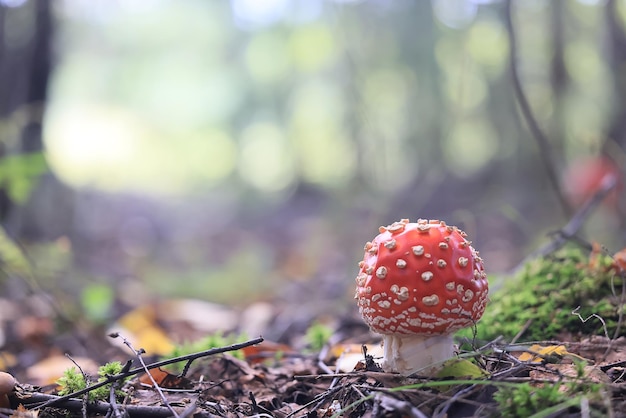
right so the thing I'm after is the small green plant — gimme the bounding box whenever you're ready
[494,382,565,417]
[304,321,334,352]
[57,361,129,402]
[493,360,605,417]
[57,368,86,396]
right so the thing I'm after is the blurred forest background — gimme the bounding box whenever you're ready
[1,0,626,339]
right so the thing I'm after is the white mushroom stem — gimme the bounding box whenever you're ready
[381,334,455,375]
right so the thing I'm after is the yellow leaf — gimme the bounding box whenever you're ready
[517,344,585,363]
[110,305,175,356]
[436,358,489,380]
[434,359,489,391]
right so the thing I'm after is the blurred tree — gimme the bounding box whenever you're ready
[605,0,626,153]
[0,0,56,237]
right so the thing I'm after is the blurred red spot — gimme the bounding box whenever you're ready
[562,156,622,210]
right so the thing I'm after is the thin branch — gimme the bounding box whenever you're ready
[114,333,179,418]
[504,0,572,217]
[571,306,609,340]
[35,336,264,410]
[510,174,617,276]
[17,392,179,418]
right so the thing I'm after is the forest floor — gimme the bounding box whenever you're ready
[3,301,626,418]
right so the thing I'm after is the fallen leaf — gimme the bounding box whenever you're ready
[26,354,98,386]
[435,358,489,380]
[516,344,586,363]
[138,368,193,389]
[328,343,383,372]
[241,340,295,364]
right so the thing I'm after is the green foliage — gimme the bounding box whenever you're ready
[0,225,32,280]
[0,152,47,204]
[304,321,334,352]
[461,247,624,342]
[492,363,604,418]
[80,283,115,323]
[57,361,128,402]
[493,382,566,417]
[57,367,86,396]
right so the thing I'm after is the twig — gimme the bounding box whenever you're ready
[571,306,610,340]
[113,333,179,418]
[373,392,428,418]
[313,344,341,411]
[35,336,264,410]
[510,319,533,345]
[433,383,479,418]
[504,0,572,217]
[510,174,617,276]
[17,392,181,417]
[64,354,89,418]
[108,381,123,418]
[177,397,199,418]
[610,271,626,341]
[284,384,348,418]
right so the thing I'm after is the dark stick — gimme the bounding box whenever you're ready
[35,336,264,410]
[504,0,572,218]
[510,174,617,277]
[17,392,181,418]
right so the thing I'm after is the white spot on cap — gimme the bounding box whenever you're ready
[396,259,407,268]
[421,271,434,282]
[376,266,388,279]
[355,273,367,287]
[422,295,440,306]
[437,259,447,268]
[384,239,397,250]
[387,221,406,234]
[458,257,469,267]
[439,242,449,250]
[412,245,425,256]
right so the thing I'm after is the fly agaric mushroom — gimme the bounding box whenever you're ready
[0,372,15,409]
[355,218,489,375]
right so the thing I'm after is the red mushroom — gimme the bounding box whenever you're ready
[355,218,489,375]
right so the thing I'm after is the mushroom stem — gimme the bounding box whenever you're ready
[381,334,455,375]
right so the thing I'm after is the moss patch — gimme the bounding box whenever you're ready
[461,247,625,342]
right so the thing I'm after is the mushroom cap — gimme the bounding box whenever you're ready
[0,372,15,393]
[355,219,488,336]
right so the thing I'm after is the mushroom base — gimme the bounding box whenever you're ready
[381,334,455,375]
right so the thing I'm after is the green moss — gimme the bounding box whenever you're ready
[460,247,625,342]
[57,362,129,402]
